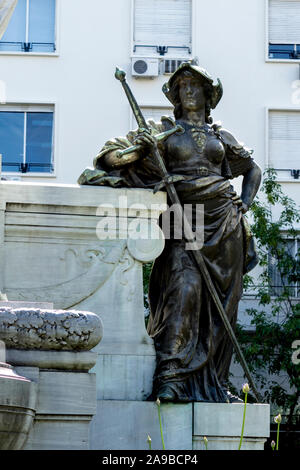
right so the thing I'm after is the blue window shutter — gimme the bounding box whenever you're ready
[28,0,56,52]
[26,112,53,173]
[0,112,24,171]
[0,0,26,51]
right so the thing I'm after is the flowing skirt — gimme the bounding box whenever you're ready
[147,177,256,402]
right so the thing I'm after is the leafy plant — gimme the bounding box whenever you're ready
[235,168,300,432]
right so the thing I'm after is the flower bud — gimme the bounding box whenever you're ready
[203,436,208,444]
[274,414,282,424]
[242,383,250,394]
[156,398,161,406]
[147,435,152,443]
[271,440,276,450]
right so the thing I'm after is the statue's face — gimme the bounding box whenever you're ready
[179,76,206,112]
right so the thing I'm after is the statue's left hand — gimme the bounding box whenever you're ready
[231,192,249,214]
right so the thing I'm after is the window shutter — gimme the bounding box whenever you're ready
[269,0,300,44]
[269,110,300,169]
[134,0,191,51]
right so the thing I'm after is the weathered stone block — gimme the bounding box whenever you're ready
[36,371,96,416]
[193,402,270,450]
[90,400,193,450]
[24,415,91,450]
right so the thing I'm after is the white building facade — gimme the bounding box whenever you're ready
[0,0,299,197]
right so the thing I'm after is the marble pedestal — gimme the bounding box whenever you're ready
[0,182,166,402]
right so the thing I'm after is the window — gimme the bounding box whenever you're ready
[131,106,174,128]
[141,106,174,122]
[0,0,56,53]
[133,0,192,57]
[269,238,299,297]
[268,110,300,179]
[0,105,54,174]
[268,0,300,59]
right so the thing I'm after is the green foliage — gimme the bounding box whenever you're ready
[237,168,300,423]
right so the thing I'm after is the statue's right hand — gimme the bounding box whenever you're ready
[133,129,156,153]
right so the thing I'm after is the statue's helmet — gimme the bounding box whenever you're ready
[162,62,223,110]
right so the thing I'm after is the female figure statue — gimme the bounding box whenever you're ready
[78,63,261,403]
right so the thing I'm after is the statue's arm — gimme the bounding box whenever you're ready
[102,147,141,169]
[98,119,166,170]
[215,125,262,213]
[240,162,262,213]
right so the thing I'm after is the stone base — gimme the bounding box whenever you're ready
[90,400,270,451]
[13,364,97,450]
[90,400,193,450]
[193,402,270,450]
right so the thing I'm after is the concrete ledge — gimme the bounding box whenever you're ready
[7,349,98,371]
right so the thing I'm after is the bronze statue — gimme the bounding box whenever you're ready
[78,63,262,403]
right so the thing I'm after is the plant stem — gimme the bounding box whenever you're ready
[238,391,248,450]
[276,421,280,450]
[157,401,165,450]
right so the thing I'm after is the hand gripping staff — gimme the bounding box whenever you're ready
[115,67,262,403]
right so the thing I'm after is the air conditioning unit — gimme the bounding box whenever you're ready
[131,58,159,78]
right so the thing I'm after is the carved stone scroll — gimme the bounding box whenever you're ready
[0,308,103,351]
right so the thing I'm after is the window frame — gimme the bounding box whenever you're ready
[268,235,299,298]
[130,0,195,60]
[0,101,57,178]
[265,0,300,64]
[265,107,300,182]
[129,104,174,129]
[0,0,60,57]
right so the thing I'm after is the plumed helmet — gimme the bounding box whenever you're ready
[162,62,223,110]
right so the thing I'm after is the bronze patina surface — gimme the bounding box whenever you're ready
[78,63,262,403]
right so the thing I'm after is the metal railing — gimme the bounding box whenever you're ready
[133,44,191,55]
[0,41,56,52]
[2,162,54,173]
